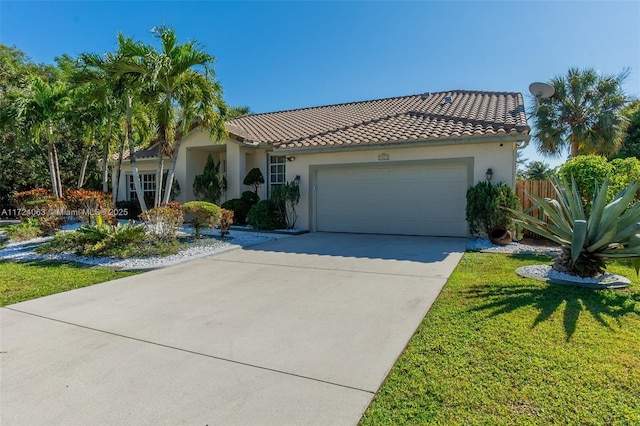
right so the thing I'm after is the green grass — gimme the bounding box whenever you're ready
[361,253,640,425]
[0,261,139,306]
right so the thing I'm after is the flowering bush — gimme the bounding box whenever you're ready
[139,203,184,241]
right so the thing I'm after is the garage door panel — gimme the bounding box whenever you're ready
[315,164,468,237]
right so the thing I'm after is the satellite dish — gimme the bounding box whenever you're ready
[529,82,555,99]
[529,82,555,114]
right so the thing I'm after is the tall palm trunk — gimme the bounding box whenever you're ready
[113,127,126,203]
[103,119,113,194]
[102,133,110,193]
[154,146,164,208]
[77,144,92,189]
[571,134,579,158]
[45,124,62,198]
[52,143,63,198]
[162,138,182,204]
[125,95,148,213]
[46,141,58,197]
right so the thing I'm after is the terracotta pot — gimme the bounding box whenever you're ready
[489,226,512,245]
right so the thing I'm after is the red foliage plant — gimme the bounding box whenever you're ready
[65,189,115,224]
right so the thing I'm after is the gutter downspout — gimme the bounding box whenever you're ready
[514,139,530,187]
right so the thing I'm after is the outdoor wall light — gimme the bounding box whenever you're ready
[287,156,296,162]
[486,168,494,181]
[294,175,301,183]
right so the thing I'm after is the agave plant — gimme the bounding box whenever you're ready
[510,176,640,277]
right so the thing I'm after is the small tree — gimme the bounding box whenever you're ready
[182,201,220,238]
[270,180,300,229]
[193,154,226,204]
[243,168,264,194]
[466,181,520,238]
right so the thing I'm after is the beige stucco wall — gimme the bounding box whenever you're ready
[283,139,517,231]
[115,129,520,235]
[115,159,166,202]
[178,130,270,202]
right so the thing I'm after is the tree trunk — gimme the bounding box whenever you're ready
[126,95,148,213]
[46,142,58,197]
[77,143,93,189]
[113,131,126,203]
[102,132,110,193]
[52,142,63,198]
[154,148,164,208]
[162,138,182,204]
[571,134,579,158]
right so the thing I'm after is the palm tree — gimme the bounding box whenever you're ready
[524,161,554,180]
[16,76,68,198]
[228,105,251,119]
[532,67,629,158]
[144,26,227,206]
[68,55,122,193]
[80,35,155,212]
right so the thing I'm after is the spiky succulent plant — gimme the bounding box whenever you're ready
[510,176,640,278]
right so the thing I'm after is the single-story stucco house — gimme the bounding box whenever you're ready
[116,90,530,237]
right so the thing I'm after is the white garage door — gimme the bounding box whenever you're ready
[315,163,468,237]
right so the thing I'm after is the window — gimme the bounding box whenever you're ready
[128,173,156,202]
[269,155,286,190]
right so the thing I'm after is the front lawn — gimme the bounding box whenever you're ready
[361,253,640,425]
[0,261,139,306]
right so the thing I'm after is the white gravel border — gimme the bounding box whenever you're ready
[468,237,562,255]
[516,265,630,289]
[0,224,282,271]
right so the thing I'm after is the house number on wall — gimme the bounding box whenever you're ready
[378,153,389,161]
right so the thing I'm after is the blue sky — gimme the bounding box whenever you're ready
[1,1,639,168]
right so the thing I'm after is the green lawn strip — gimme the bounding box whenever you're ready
[0,261,139,306]
[361,253,640,425]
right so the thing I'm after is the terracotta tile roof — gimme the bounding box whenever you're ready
[227,90,530,150]
[113,143,159,161]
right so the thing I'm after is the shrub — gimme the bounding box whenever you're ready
[247,199,285,230]
[221,198,249,225]
[219,208,234,237]
[558,155,612,205]
[12,188,52,212]
[182,201,221,238]
[193,154,226,204]
[466,181,521,238]
[140,203,184,242]
[241,190,260,205]
[65,189,115,224]
[270,180,301,229]
[610,157,640,197]
[3,218,43,241]
[35,217,155,258]
[510,176,640,278]
[115,200,142,220]
[243,167,265,194]
[12,189,65,234]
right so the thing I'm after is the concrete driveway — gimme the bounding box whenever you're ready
[0,232,466,425]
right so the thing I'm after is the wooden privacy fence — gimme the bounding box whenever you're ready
[515,180,556,238]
